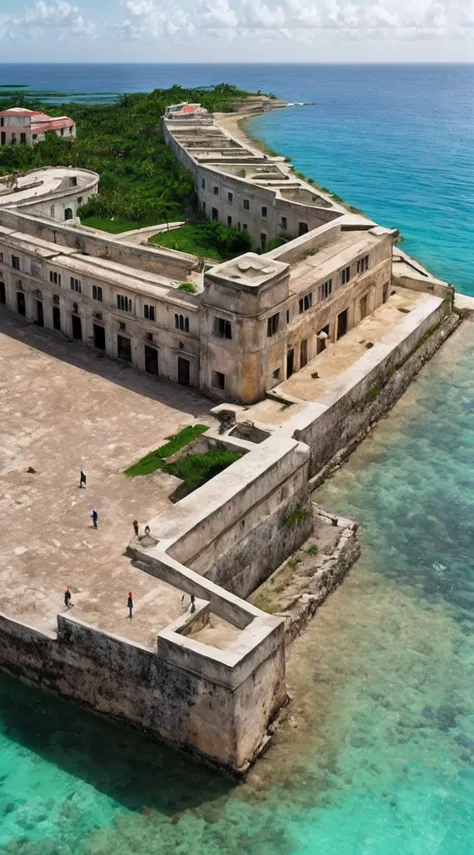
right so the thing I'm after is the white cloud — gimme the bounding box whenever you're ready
[114,0,474,42]
[0,1,96,40]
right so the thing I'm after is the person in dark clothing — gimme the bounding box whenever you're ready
[64,588,72,608]
[133,520,139,537]
[91,509,98,529]
[127,592,133,619]
[189,594,196,614]
[79,471,86,488]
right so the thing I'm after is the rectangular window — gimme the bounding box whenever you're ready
[212,207,218,221]
[243,199,250,210]
[144,304,155,321]
[261,206,267,218]
[12,255,20,270]
[272,367,281,381]
[0,251,3,263]
[49,271,61,285]
[227,215,232,227]
[243,224,248,230]
[341,266,351,285]
[298,222,309,236]
[228,191,233,203]
[213,316,232,340]
[70,276,81,293]
[260,233,267,251]
[281,217,287,230]
[298,293,313,314]
[357,255,369,274]
[267,313,280,337]
[213,186,219,196]
[319,279,333,301]
[92,285,103,302]
[116,294,132,312]
[212,371,225,390]
[174,313,190,333]
[20,133,26,144]
[359,294,369,319]
[201,178,205,190]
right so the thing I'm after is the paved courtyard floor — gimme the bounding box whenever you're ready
[0,309,215,649]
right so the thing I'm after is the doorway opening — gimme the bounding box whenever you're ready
[117,334,132,363]
[337,309,348,339]
[35,300,44,327]
[178,356,190,386]
[286,347,295,378]
[93,324,106,351]
[71,314,82,340]
[17,292,26,316]
[145,345,159,376]
[52,306,61,331]
[0,281,5,304]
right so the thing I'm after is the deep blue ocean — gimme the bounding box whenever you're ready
[1,64,474,855]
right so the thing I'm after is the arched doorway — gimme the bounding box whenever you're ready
[64,208,73,221]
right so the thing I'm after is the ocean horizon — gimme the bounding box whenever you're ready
[1,62,473,854]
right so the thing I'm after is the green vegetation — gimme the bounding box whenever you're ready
[307,545,319,555]
[398,307,411,313]
[178,282,197,293]
[163,448,242,491]
[80,215,145,234]
[124,424,208,476]
[359,384,382,409]
[0,84,250,227]
[284,507,311,528]
[148,221,252,261]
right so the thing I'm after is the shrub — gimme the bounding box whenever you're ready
[124,424,208,476]
[178,282,196,293]
[284,508,311,528]
[163,448,242,491]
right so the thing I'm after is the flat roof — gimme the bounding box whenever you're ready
[288,230,385,296]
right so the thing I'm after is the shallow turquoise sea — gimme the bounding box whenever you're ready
[1,64,474,853]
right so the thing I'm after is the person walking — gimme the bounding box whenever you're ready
[64,587,72,608]
[91,508,98,529]
[79,471,86,488]
[127,592,133,620]
[133,519,139,537]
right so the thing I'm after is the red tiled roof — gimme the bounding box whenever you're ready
[33,119,75,133]
[0,109,45,118]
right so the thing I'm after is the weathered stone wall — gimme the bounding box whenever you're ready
[290,297,454,477]
[149,437,313,599]
[0,208,196,280]
[308,309,460,484]
[0,602,286,776]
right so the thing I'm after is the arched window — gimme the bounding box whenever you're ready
[64,208,73,221]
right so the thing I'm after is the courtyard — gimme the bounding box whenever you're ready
[0,309,215,649]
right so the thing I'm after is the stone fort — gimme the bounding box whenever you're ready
[0,104,459,775]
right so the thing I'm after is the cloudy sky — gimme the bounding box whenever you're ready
[0,0,473,62]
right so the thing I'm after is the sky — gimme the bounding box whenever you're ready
[0,0,473,63]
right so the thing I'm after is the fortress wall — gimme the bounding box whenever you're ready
[162,120,343,246]
[289,296,454,477]
[0,208,196,279]
[0,601,286,775]
[162,438,313,599]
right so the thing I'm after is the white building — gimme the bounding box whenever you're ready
[0,108,76,147]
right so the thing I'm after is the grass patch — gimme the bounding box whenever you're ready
[124,424,208,476]
[307,545,319,555]
[178,282,196,293]
[164,448,242,491]
[81,216,145,233]
[148,222,252,262]
[284,508,311,528]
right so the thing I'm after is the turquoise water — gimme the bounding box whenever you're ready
[247,64,474,295]
[3,320,474,853]
[1,64,474,852]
